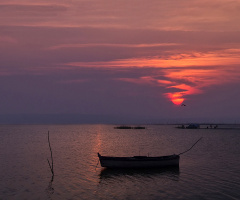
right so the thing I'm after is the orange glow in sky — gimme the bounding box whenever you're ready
[66,49,240,68]
[66,49,240,105]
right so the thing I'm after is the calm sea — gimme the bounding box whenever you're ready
[1,124,240,200]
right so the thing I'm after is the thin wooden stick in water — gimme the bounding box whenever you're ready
[47,131,54,177]
[178,137,203,156]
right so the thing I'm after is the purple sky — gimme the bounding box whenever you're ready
[0,0,240,124]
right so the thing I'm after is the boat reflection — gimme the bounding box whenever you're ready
[99,167,180,181]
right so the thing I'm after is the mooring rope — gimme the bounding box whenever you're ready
[178,137,203,156]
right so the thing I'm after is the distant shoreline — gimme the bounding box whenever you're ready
[0,123,240,127]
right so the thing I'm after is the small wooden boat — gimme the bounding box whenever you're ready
[98,153,179,168]
[97,137,202,168]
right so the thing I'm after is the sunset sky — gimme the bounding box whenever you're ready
[0,0,240,124]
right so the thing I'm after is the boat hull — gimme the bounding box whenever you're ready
[98,154,180,168]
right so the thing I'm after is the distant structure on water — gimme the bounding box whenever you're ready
[114,125,145,129]
[176,123,240,129]
[177,123,200,129]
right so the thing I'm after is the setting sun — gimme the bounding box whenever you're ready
[166,93,185,105]
[172,98,184,105]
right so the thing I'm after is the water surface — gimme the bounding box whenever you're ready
[0,125,240,199]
